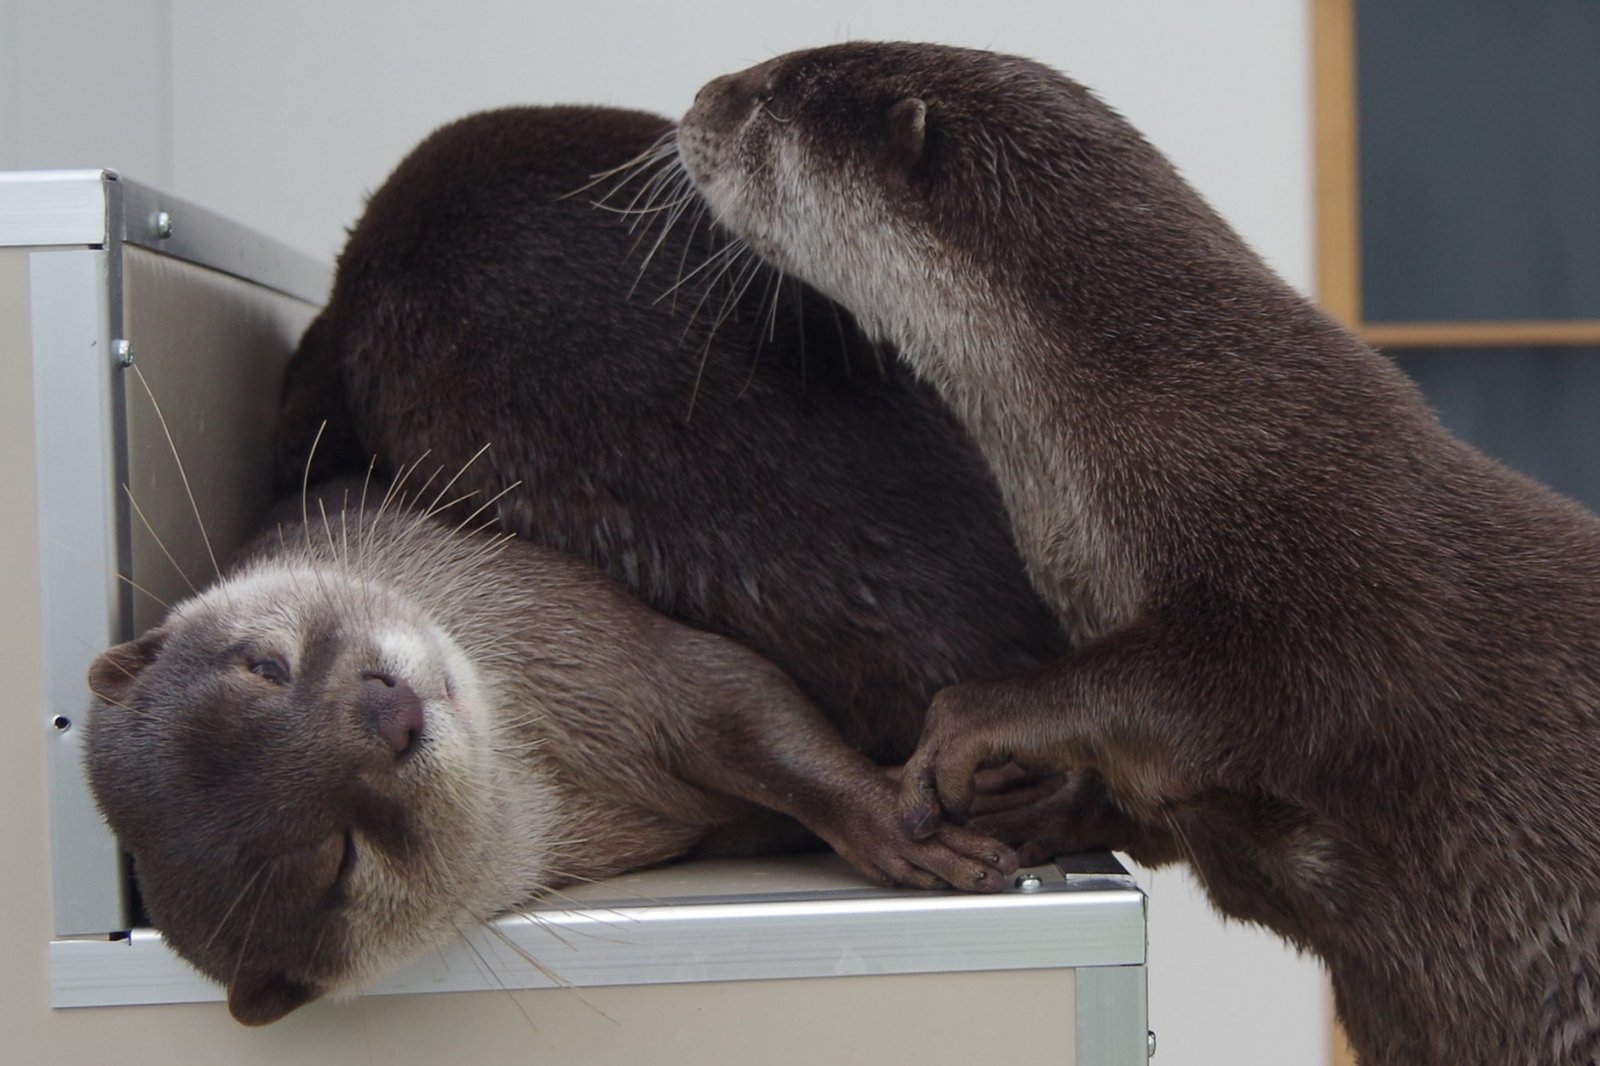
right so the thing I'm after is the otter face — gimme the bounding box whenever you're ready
[678,43,1180,364]
[84,563,512,1025]
[678,46,944,343]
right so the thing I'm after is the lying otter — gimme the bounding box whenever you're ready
[87,103,1081,1024]
[87,498,1024,1025]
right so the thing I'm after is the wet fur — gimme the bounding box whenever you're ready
[679,41,1600,1065]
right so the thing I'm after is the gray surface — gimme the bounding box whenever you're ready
[1357,0,1600,322]
[1397,347,1600,511]
[0,170,330,303]
[3,170,328,938]
[29,247,127,937]
[1077,964,1151,1066]
[53,855,1146,1008]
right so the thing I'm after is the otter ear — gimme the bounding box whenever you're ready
[886,97,928,171]
[227,970,322,1026]
[87,626,170,707]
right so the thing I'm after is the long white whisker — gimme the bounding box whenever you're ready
[130,363,222,582]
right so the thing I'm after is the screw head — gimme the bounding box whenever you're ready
[153,210,173,239]
[113,339,133,366]
[1014,872,1044,892]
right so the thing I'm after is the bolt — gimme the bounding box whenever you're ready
[113,339,133,366]
[153,210,173,239]
[1014,872,1043,892]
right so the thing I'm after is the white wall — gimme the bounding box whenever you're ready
[1,2,1327,1063]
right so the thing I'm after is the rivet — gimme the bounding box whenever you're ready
[1015,872,1043,892]
[153,210,173,239]
[113,339,133,366]
[1148,1030,1158,1057]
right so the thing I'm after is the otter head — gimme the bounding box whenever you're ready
[678,42,1219,372]
[84,556,529,1024]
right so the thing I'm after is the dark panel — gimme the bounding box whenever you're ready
[1394,346,1600,509]
[1357,0,1600,322]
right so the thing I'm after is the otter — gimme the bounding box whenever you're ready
[84,102,1099,1023]
[87,496,1021,1026]
[678,42,1600,1066]
[280,107,1079,849]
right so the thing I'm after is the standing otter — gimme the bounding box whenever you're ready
[87,497,1020,1025]
[678,42,1600,1065]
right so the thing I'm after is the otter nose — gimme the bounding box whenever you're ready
[358,672,424,756]
[691,69,767,129]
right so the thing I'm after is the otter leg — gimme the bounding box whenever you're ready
[662,629,1020,892]
[897,621,1201,852]
[967,770,1185,869]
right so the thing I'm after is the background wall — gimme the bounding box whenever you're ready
[1,1,1325,1063]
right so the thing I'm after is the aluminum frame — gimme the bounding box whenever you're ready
[4,170,331,938]
[7,170,1150,1063]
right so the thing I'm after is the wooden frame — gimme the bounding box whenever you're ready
[1312,0,1596,354]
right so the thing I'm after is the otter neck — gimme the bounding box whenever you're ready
[878,248,1329,645]
[881,292,1149,644]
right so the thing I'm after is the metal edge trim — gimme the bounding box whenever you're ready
[31,248,132,936]
[0,170,330,306]
[52,885,1147,1008]
[0,170,110,247]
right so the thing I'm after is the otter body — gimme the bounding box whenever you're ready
[87,102,1088,1024]
[87,501,1016,1025]
[286,105,1063,766]
[680,42,1600,1065]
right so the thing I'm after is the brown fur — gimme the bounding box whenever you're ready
[86,499,1017,1024]
[286,105,1066,770]
[680,41,1600,1065]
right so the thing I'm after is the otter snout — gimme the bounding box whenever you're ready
[687,66,769,136]
[358,671,424,756]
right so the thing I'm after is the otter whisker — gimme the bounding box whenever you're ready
[604,150,691,229]
[472,916,619,1025]
[449,919,546,1032]
[628,175,701,299]
[736,262,790,400]
[47,534,172,612]
[625,160,693,261]
[129,363,222,584]
[651,233,747,305]
[418,442,494,522]
[558,129,677,202]
[223,861,275,983]
[123,486,199,599]
[681,239,757,343]
[591,189,698,220]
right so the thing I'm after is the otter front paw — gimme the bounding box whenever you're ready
[817,772,1019,892]
[898,678,1065,838]
[966,770,1181,868]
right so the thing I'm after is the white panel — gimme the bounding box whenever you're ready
[54,855,1145,1009]
[0,170,109,247]
[30,247,127,936]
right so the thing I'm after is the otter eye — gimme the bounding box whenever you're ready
[248,656,291,685]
